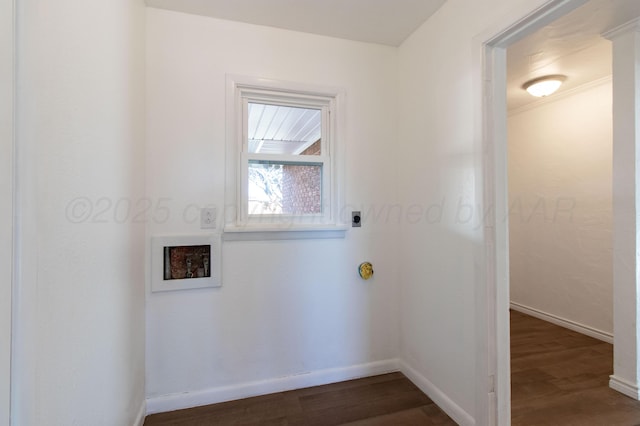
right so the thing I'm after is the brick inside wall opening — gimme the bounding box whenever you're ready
[282,140,322,214]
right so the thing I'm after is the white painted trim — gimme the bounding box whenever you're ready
[132,400,146,426]
[602,18,640,41]
[508,75,612,117]
[150,234,222,292]
[485,0,589,49]
[609,375,640,399]
[604,16,640,398]
[0,0,15,423]
[399,361,475,426]
[481,42,511,426]
[223,224,347,241]
[225,74,347,235]
[146,359,400,415]
[510,302,613,344]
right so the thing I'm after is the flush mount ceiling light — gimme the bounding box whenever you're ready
[522,75,567,97]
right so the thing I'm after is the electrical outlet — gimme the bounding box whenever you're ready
[352,211,361,227]
[200,208,217,229]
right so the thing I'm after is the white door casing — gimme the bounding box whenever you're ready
[476,1,606,425]
[0,0,14,424]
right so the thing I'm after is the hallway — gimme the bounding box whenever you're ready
[511,311,640,425]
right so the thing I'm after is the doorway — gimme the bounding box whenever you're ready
[506,8,615,422]
[480,0,640,424]
[506,22,616,420]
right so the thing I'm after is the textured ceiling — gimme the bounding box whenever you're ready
[145,0,446,46]
[507,0,640,111]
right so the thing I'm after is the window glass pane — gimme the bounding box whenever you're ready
[248,160,322,215]
[248,103,321,155]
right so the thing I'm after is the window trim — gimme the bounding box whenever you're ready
[225,75,346,239]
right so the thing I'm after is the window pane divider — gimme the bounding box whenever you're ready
[245,153,328,164]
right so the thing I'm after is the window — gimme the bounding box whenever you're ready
[225,76,346,238]
[246,103,324,216]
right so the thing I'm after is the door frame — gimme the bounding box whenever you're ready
[476,1,593,424]
[0,0,15,424]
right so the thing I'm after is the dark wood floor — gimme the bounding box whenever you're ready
[511,310,640,425]
[143,372,455,425]
[145,311,640,425]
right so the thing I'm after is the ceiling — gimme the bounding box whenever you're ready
[507,0,640,111]
[145,0,640,111]
[145,0,446,46]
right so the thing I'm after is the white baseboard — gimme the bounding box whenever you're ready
[510,302,613,344]
[399,360,475,426]
[132,399,146,426]
[146,359,400,415]
[610,375,640,400]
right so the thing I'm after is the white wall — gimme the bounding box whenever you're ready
[13,0,146,424]
[397,0,550,423]
[145,8,400,409]
[0,0,14,423]
[508,81,613,336]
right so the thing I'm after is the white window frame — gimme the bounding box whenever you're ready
[225,75,346,239]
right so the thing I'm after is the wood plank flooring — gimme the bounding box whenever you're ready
[145,311,640,425]
[143,372,455,425]
[511,309,640,425]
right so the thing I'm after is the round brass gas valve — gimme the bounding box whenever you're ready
[358,262,374,280]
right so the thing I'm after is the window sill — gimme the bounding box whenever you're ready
[223,224,348,241]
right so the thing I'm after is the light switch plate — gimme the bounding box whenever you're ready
[201,207,217,229]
